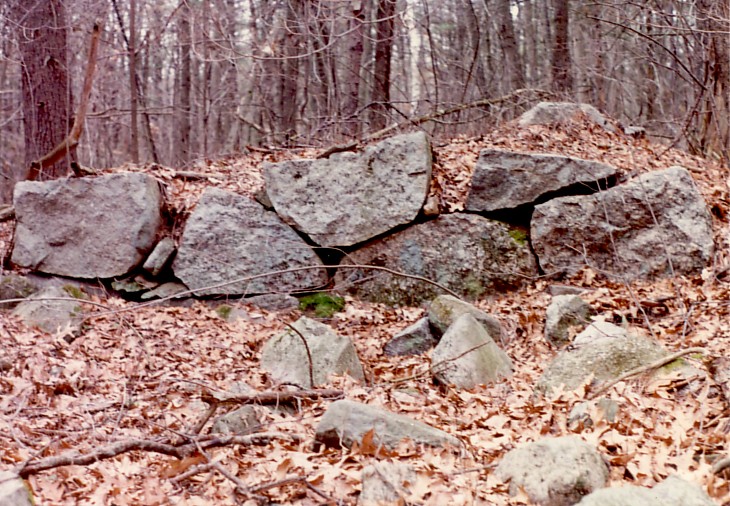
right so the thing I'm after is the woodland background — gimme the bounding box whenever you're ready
[0,0,728,203]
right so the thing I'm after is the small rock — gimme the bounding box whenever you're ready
[211,406,261,434]
[518,102,615,132]
[0,471,34,506]
[315,399,459,449]
[545,294,594,346]
[549,284,588,296]
[12,286,84,334]
[384,317,437,356]
[0,274,38,308]
[140,282,189,301]
[577,475,715,506]
[142,237,176,277]
[428,295,503,341]
[431,314,512,388]
[537,321,668,393]
[495,436,608,506]
[568,398,620,431]
[360,462,416,506]
[245,293,299,311]
[260,316,364,388]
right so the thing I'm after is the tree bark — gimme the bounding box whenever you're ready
[370,0,397,132]
[15,0,76,181]
[551,0,573,94]
[174,1,193,165]
[342,1,365,137]
[497,0,525,90]
[129,0,139,163]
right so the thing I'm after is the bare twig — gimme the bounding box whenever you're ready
[284,323,315,387]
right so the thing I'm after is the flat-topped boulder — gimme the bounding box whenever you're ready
[466,149,618,213]
[172,188,327,296]
[11,173,163,278]
[531,166,713,279]
[264,131,431,247]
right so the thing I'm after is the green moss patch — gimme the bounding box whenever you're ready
[298,293,345,318]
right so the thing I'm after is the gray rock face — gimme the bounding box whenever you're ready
[264,132,431,247]
[577,476,715,506]
[315,400,459,449]
[537,321,667,393]
[0,274,39,308]
[531,166,713,280]
[11,173,163,278]
[384,317,437,356]
[495,436,608,506]
[172,188,327,296]
[466,150,618,213]
[260,316,364,388]
[0,471,34,506]
[360,462,416,506]
[336,213,537,305]
[12,286,84,334]
[428,295,503,341]
[545,294,594,346]
[211,406,261,434]
[518,102,614,132]
[431,314,512,388]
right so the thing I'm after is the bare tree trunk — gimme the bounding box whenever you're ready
[14,0,75,183]
[129,0,139,163]
[174,1,192,165]
[497,0,525,90]
[342,1,365,137]
[698,0,729,162]
[551,0,573,94]
[370,0,397,132]
[279,0,302,144]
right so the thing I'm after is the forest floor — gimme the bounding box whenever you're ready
[2,118,730,505]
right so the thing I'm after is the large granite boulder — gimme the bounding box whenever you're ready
[172,188,327,296]
[531,166,713,280]
[518,102,614,132]
[260,316,364,388]
[431,314,513,388]
[264,132,431,247]
[335,213,537,305]
[315,400,459,449]
[11,173,163,278]
[495,436,608,506]
[466,150,618,213]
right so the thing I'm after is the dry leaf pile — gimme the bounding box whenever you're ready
[2,119,730,505]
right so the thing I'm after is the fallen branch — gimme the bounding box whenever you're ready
[28,23,101,180]
[587,347,707,400]
[16,432,301,478]
[201,388,344,407]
